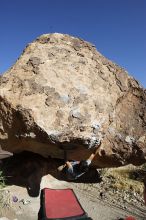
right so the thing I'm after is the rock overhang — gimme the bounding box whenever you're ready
[0,33,146,167]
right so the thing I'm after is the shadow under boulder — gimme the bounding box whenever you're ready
[1,151,102,197]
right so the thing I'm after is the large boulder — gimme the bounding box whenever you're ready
[0,33,146,167]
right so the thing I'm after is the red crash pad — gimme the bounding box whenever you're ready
[125,217,136,220]
[39,188,90,220]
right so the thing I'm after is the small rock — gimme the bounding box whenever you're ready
[19,199,31,205]
[125,136,135,144]
[12,196,18,202]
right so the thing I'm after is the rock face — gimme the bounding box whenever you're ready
[0,33,146,167]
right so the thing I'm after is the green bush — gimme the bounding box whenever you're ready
[0,171,5,188]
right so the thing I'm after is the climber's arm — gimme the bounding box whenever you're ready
[66,161,73,169]
[87,144,101,162]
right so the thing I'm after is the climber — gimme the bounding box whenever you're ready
[58,142,101,180]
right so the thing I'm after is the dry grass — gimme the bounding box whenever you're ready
[102,164,146,194]
[0,189,12,216]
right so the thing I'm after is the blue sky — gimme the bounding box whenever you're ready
[0,0,146,87]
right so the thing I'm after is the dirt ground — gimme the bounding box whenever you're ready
[0,152,146,220]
